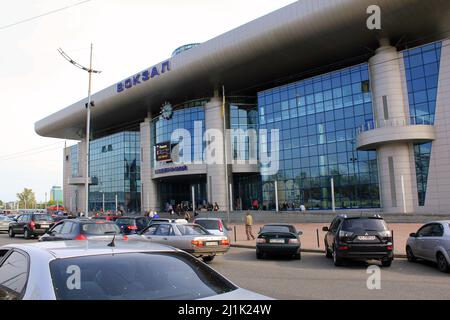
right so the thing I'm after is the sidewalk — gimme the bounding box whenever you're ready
[227,223,421,256]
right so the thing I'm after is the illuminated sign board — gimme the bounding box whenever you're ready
[155,142,171,162]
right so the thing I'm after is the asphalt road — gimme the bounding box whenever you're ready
[1,233,449,300]
[211,248,450,300]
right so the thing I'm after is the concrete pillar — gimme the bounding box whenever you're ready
[62,146,72,212]
[205,95,232,211]
[140,114,160,212]
[369,40,415,213]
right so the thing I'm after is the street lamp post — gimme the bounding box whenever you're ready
[58,44,101,218]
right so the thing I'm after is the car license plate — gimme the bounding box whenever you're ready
[40,224,49,228]
[205,242,218,246]
[357,236,376,241]
[269,239,285,244]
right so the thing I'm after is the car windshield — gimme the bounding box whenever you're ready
[195,220,222,230]
[34,214,53,222]
[177,225,209,236]
[81,223,121,235]
[261,225,295,233]
[341,219,388,232]
[116,219,136,225]
[49,252,237,300]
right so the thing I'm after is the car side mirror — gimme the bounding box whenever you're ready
[227,227,232,231]
[322,226,329,232]
[410,233,417,237]
[297,231,303,236]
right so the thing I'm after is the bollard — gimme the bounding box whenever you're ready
[316,228,320,248]
[234,225,237,243]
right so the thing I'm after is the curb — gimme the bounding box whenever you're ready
[231,244,407,259]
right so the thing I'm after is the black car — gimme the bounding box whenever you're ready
[39,219,122,241]
[115,216,152,235]
[323,215,394,267]
[8,213,54,239]
[256,224,302,260]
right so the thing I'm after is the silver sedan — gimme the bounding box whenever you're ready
[132,221,230,263]
[0,216,14,233]
[406,220,450,273]
[0,240,271,300]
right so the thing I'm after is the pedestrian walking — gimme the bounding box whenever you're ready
[245,211,255,240]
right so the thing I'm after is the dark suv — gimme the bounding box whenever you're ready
[9,213,54,239]
[115,216,151,235]
[323,215,394,267]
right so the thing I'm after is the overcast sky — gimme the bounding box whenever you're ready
[0,0,296,203]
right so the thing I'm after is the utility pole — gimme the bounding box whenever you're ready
[58,44,101,218]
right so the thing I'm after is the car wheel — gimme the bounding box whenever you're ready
[24,228,31,239]
[202,256,215,263]
[325,241,332,258]
[256,251,264,259]
[8,228,15,238]
[381,259,392,267]
[436,252,450,273]
[333,246,344,266]
[406,246,416,262]
[293,253,301,260]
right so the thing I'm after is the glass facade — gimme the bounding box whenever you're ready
[403,41,442,206]
[152,99,207,166]
[89,132,141,213]
[258,63,379,210]
[230,97,258,162]
[70,145,78,177]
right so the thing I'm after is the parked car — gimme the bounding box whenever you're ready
[92,215,120,222]
[406,221,450,273]
[0,216,14,233]
[323,214,394,267]
[0,241,271,300]
[134,221,230,263]
[256,224,302,260]
[52,215,76,224]
[115,216,152,235]
[8,214,54,239]
[193,217,232,238]
[39,219,123,241]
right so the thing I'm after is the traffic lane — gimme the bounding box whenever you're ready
[0,232,39,246]
[212,247,450,300]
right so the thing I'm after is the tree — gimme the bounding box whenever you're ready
[16,188,36,209]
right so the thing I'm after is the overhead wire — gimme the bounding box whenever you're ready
[0,0,93,31]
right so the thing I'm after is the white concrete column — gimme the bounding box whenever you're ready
[62,146,72,212]
[205,96,231,211]
[140,115,160,212]
[77,140,87,214]
[369,40,415,213]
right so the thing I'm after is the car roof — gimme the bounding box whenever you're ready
[151,219,188,224]
[424,220,450,225]
[2,240,178,259]
[58,219,117,224]
[262,223,295,227]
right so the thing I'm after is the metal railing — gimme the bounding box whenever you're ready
[357,115,434,134]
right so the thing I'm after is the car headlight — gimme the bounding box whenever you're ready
[256,238,266,243]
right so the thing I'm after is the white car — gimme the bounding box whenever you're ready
[406,221,450,273]
[0,240,272,300]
